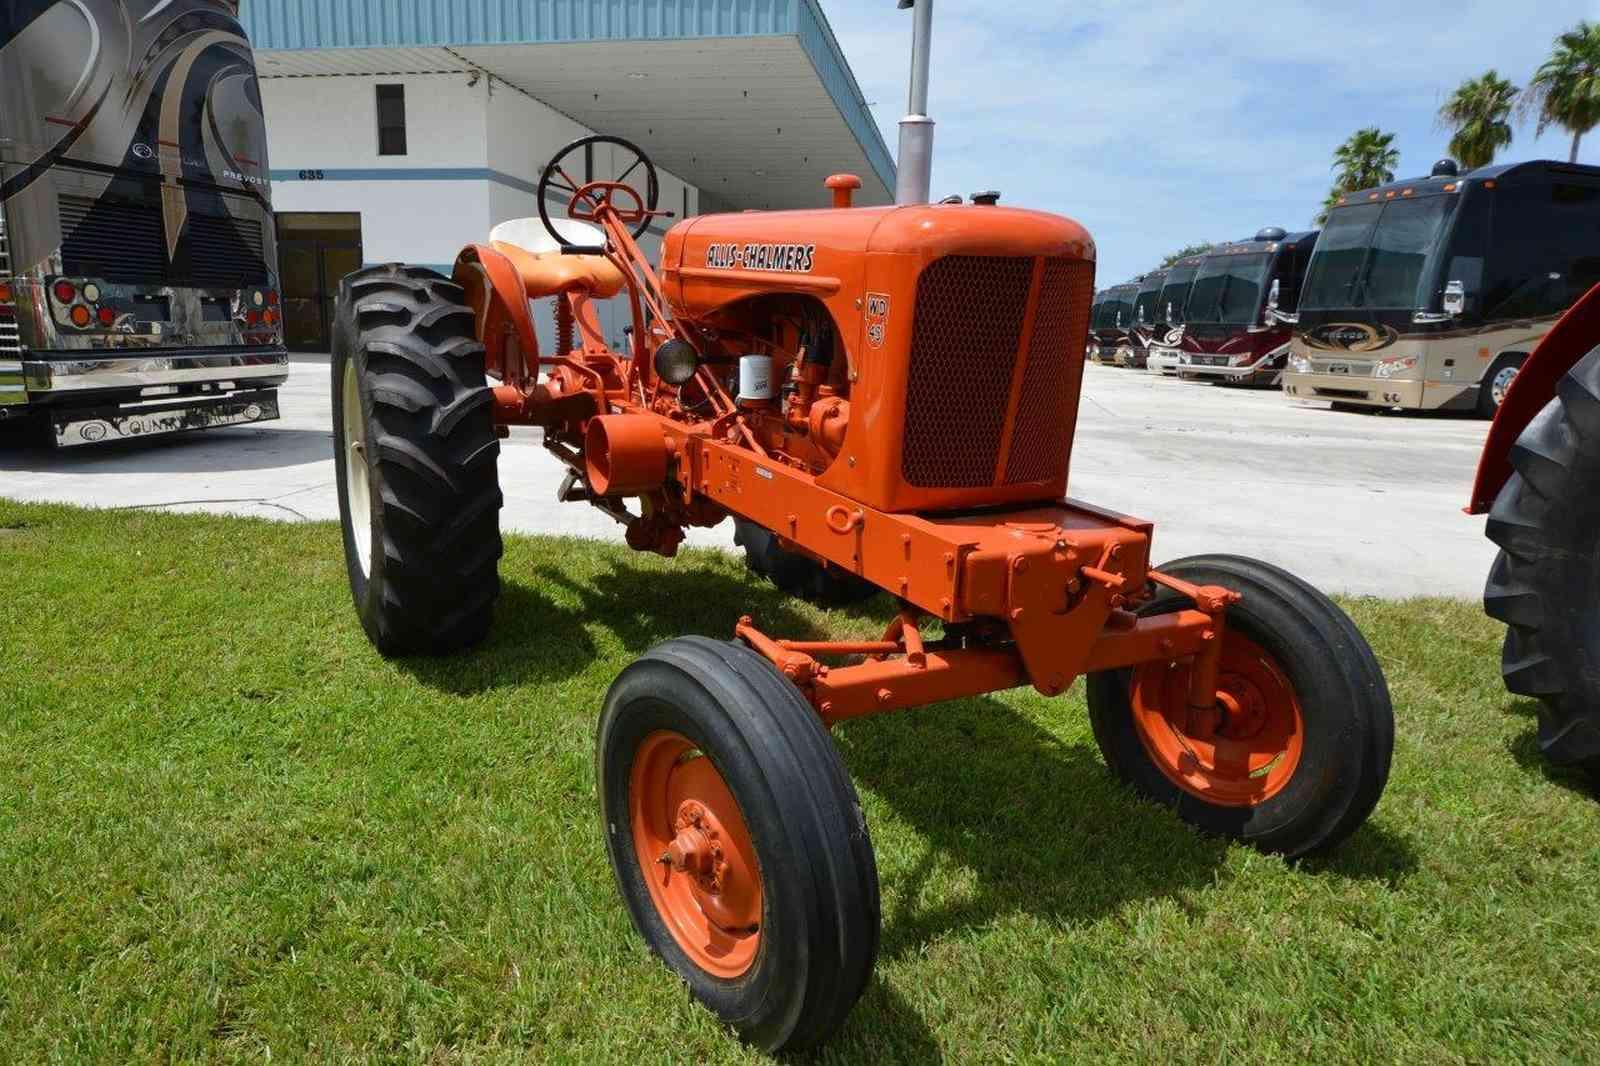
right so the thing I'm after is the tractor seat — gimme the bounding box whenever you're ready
[488,217,626,301]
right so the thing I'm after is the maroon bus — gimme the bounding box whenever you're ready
[1177,228,1316,387]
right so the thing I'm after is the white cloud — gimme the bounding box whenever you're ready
[817,0,1597,281]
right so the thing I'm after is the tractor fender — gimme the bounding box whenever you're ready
[452,243,540,384]
[1469,282,1600,513]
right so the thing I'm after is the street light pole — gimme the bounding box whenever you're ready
[895,0,934,205]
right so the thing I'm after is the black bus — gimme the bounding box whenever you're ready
[1089,280,1139,365]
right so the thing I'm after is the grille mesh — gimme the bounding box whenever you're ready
[182,212,268,288]
[60,193,267,289]
[902,255,1035,488]
[1005,257,1095,484]
[61,194,168,285]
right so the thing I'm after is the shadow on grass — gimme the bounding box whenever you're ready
[820,976,944,1065]
[397,557,842,695]
[1300,820,1419,888]
[1504,697,1600,799]
[841,694,1419,961]
[839,694,1230,961]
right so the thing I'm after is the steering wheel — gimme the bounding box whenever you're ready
[537,134,662,252]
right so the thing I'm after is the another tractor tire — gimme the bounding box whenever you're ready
[1484,345,1600,773]
[1086,555,1394,859]
[332,264,503,657]
[734,518,877,607]
[597,637,879,1053]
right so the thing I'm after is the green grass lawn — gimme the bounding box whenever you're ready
[1,499,1597,1063]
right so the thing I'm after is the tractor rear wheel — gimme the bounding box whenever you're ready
[1086,555,1394,858]
[332,264,503,656]
[597,637,879,1052]
[1484,345,1600,773]
[734,519,877,607]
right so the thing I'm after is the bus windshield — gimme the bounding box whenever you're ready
[1132,278,1164,325]
[1301,196,1456,310]
[1186,253,1271,325]
[1158,264,1198,325]
[1097,290,1134,329]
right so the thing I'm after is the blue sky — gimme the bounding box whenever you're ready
[819,0,1600,284]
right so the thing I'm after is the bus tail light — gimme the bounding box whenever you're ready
[53,280,77,304]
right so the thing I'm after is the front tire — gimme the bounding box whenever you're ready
[1087,555,1394,858]
[597,637,880,1052]
[1484,345,1600,772]
[332,264,503,657]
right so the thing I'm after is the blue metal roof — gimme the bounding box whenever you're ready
[238,0,896,191]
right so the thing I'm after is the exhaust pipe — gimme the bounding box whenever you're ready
[895,0,935,205]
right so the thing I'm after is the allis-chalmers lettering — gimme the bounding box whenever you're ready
[705,242,816,273]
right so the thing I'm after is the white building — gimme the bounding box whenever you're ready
[238,0,895,351]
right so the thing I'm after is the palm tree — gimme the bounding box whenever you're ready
[1524,21,1600,162]
[1438,71,1517,170]
[1332,128,1400,192]
[1314,189,1344,227]
[1314,128,1400,225]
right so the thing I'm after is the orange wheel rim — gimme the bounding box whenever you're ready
[629,730,762,978]
[1129,631,1304,807]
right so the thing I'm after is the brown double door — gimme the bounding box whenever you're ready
[277,212,363,352]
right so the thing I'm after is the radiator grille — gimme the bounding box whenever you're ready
[902,255,1035,488]
[60,193,267,288]
[1005,258,1095,484]
[180,212,268,288]
[60,194,168,285]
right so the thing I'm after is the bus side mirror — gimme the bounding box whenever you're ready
[1443,280,1466,317]
[1267,278,1281,312]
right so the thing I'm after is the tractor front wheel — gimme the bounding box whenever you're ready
[597,637,879,1052]
[734,519,877,607]
[1484,344,1600,773]
[332,265,503,656]
[1087,555,1394,858]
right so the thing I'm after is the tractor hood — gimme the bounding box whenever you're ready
[660,202,1094,322]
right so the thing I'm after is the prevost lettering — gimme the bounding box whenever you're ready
[705,242,816,273]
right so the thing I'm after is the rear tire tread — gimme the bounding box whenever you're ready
[1483,345,1600,770]
[333,264,503,657]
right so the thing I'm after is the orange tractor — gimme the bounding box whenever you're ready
[1472,283,1600,778]
[332,136,1394,1051]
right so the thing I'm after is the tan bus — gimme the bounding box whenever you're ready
[1282,160,1600,417]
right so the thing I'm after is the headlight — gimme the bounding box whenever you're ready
[1288,353,1312,374]
[1373,355,1418,379]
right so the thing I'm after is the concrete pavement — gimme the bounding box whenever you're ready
[0,356,1495,597]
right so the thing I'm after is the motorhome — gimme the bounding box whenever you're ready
[1146,253,1206,376]
[1122,268,1168,368]
[1284,160,1600,416]
[0,0,287,446]
[1176,228,1317,387]
[1088,280,1138,364]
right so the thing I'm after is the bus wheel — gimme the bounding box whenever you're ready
[1086,555,1394,859]
[597,637,880,1052]
[332,265,503,656]
[1484,345,1600,774]
[1479,354,1526,419]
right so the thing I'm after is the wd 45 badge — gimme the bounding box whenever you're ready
[865,293,890,349]
[705,242,816,273]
